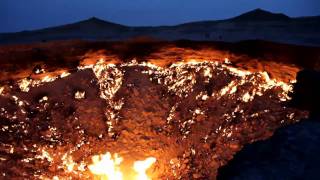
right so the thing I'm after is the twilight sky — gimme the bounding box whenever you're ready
[1,0,319,33]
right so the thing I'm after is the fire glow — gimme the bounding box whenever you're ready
[88,152,156,180]
[0,56,306,179]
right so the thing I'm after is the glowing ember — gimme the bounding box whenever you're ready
[89,152,156,180]
[0,86,4,95]
[18,78,32,92]
[74,91,86,99]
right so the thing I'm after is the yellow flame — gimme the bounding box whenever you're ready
[133,157,156,180]
[88,152,123,180]
[88,152,156,180]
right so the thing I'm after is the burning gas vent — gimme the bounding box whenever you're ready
[0,58,307,179]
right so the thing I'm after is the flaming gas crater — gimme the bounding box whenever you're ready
[0,57,307,179]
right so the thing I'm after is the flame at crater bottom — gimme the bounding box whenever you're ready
[88,152,156,180]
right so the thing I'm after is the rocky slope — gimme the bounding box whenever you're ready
[217,69,320,180]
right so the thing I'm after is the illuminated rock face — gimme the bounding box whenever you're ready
[0,59,307,179]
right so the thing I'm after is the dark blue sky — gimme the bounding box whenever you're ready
[1,0,319,33]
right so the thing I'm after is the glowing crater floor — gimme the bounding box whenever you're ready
[0,58,308,179]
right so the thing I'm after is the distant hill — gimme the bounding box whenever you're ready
[1,9,320,46]
[231,8,290,21]
[44,17,128,32]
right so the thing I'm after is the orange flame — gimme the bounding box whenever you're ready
[88,152,123,180]
[88,152,156,180]
[133,157,156,180]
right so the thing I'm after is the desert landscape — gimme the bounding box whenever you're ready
[1,5,320,180]
[1,9,320,46]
